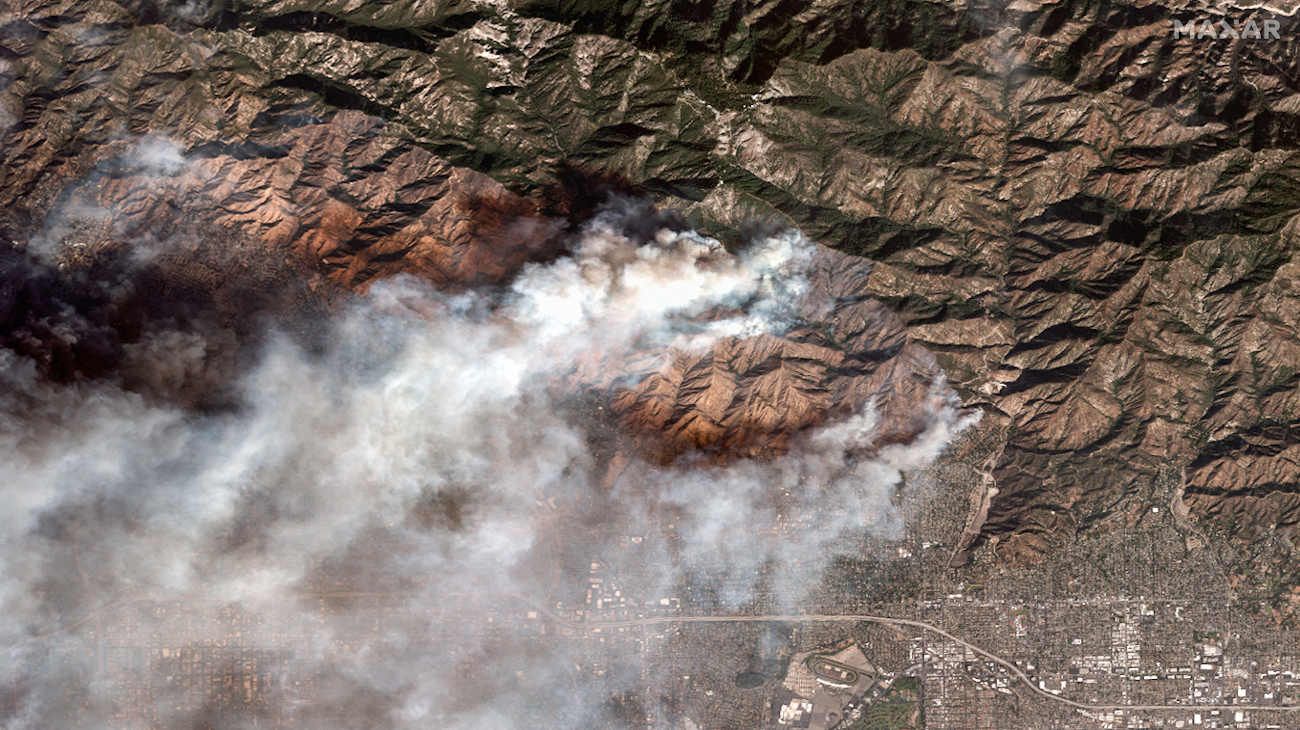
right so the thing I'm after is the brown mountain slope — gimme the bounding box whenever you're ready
[3,0,1300,604]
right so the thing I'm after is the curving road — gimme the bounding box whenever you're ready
[567,612,1300,715]
[24,595,1300,716]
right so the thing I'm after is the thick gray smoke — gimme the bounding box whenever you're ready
[1,203,973,729]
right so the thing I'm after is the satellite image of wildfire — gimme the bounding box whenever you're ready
[3,0,1300,728]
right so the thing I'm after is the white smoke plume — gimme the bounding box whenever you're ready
[121,136,187,176]
[24,135,190,263]
[0,204,974,728]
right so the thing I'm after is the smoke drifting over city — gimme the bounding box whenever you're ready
[1,178,973,727]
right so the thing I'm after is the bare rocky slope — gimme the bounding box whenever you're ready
[4,0,1300,608]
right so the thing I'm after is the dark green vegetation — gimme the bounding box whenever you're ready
[844,676,921,730]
